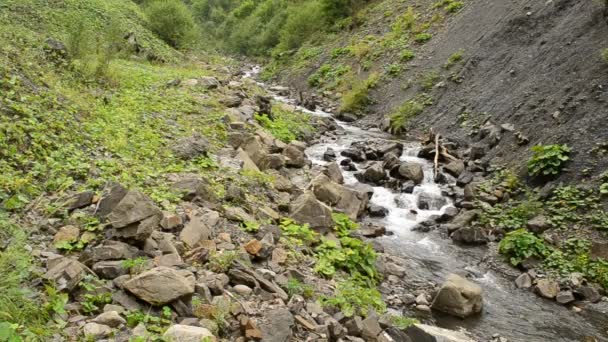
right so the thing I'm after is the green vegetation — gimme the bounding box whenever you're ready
[208,251,240,273]
[340,72,380,114]
[125,307,173,335]
[527,144,571,177]
[478,196,542,231]
[280,218,318,246]
[499,229,550,266]
[314,236,378,280]
[254,106,314,143]
[390,315,419,329]
[144,0,199,49]
[320,278,386,317]
[285,277,315,299]
[240,221,261,233]
[434,0,465,13]
[332,212,359,237]
[445,50,464,69]
[400,49,415,61]
[601,48,608,64]
[414,33,433,43]
[308,63,352,88]
[389,100,424,134]
[121,257,149,275]
[420,70,440,90]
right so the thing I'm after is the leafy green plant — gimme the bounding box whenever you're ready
[240,221,260,233]
[390,315,419,329]
[478,197,542,231]
[314,237,378,280]
[320,278,386,317]
[498,229,550,266]
[389,100,423,134]
[81,293,112,314]
[254,106,314,143]
[386,64,402,76]
[601,48,608,64]
[121,257,149,275]
[125,307,172,334]
[527,144,571,177]
[332,212,358,237]
[280,218,317,246]
[285,277,315,299]
[44,285,68,317]
[391,7,417,37]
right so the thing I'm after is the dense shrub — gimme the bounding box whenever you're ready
[389,100,423,134]
[145,0,198,48]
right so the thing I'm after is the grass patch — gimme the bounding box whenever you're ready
[389,100,424,134]
[420,70,440,90]
[414,33,433,43]
[339,72,380,114]
[255,105,314,143]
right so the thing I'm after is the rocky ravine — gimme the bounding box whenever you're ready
[34,70,485,342]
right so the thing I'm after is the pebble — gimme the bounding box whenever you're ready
[233,284,253,296]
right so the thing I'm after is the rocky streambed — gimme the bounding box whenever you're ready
[250,68,608,342]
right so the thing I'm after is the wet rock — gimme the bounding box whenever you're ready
[451,227,488,245]
[336,113,358,122]
[260,308,295,342]
[574,285,602,303]
[289,192,335,231]
[82,322,112,339]
[323,148,337,161]
[341,148,366,162]
[383,153,401,171]
[397,162,424,184]
[368,204,389,218]
[172,133,210,160]
[163,325,215,342]
[515,273,532,289]
[359,223,386,237]
[255,94,272,116]
[535,279,559,299]
[362,162,387,184]
[431,274,483,318]
[406,324,475,342]
[417,192,447,210]
[443,160,465,177]
[283,143,307,168]
[93,311,126,327]
[44,257,87,292]
[556,291,575,305]
[124,267,194,305]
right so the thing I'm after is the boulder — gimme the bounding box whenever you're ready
[171,134,210,160]
[361,315,382,340]
[93,260,129,279]
[282,143,307,168]
[526,215,550,234]
[341,148,365,162]
[535,279,559,299]
[590,241,608,261]
[179,215,212,248]
[241,136,268,167]
[260,154,286,170]
[124,267,195,305]
[311,174,368,219]
[450,227,488,245]
[93,311,126,328]
[406,324,475,342]
[102,188,160,228]
[163,325,215,342]
[83,240,139,264]
[259,308,295,342]
[82,323,112,339]
[362,162,387,184]
[199,76,220,89]
[417,192,447,211]
[556,291,575,305]
[368,204,389,218]
[431,274,483,318]
[236,148,260,172]
[324,162,344,184]
[53,225,80,244]
[574,285,602,303]
[44,257,87,292]
[171,177,216,202]
[443,160,465,177]
[66,191,95,211]
[514,273,532,289]
[110,214,161,242]
[397,162,424,184]
[323,147,337,162]
[289,192,334,231]
[220,95,242,108]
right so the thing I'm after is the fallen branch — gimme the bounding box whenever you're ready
[434,131,440,178]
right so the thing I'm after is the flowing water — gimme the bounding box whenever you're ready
[243,67,608,342]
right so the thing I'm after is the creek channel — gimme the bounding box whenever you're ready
[243,67,608,342]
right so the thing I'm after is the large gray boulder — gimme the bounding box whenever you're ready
[398,162,424,184]
[259,308,295,342]
[406,324,475,342]
[124,267,194,305]
[362,162,386,184]
[44,257,87,292]
[171,133,210,160]
[100,187,162,241]
[311,174,368,219]
[282,143,307,168]
[289,192,334,231]
[431,274,483,318]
